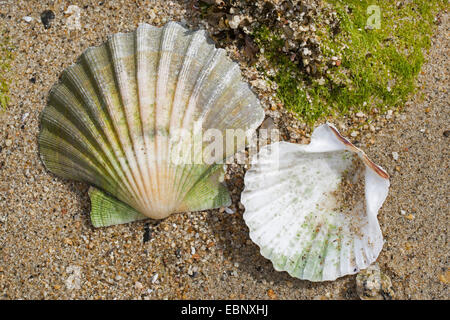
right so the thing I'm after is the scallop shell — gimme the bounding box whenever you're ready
[241,124,389,281]
[39,22,264,226]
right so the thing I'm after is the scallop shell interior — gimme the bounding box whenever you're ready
[39,22,264,226]
[241,124,390,281]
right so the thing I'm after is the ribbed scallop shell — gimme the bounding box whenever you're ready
[241,124,390,281]
[39,22,264,226]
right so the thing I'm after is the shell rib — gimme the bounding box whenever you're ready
[39,22,264,225]
[241,124,390,281]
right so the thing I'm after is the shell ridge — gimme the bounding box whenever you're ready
[131,28,156,212]
[320,229,340,281]
[202,81,246,130]
[170,48,217,206]
[151,23,180,215]
[197,62,240,123]
[339,234,354,276]
[41,105,131,200]
[40,129,133,203]
[42,64,141,206]
[162,29,204,211]
[204,83,262,137]
[172,48,222,203]
[301,224,330,281]
[136,24,164,217]
[106,33,152,211]
[63,62,141,204]
[167,30,207,206]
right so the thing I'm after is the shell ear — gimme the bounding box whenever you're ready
[89,187,148,228]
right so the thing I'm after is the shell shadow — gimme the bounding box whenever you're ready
[206,209,315,289]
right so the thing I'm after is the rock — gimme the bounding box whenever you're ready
[356,112,366,118]
[41,10,55,29]
[5,139,12,147]
[22,16,33,23]
[356,263,394,300]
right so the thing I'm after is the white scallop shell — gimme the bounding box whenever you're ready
[241,124,390,281]
[39,22,264,226]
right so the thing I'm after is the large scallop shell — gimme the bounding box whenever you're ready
[39,22,264,226]
[241,124,389,281]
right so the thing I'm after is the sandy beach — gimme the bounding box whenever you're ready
[0,1,448,299]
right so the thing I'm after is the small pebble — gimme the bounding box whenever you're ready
[224,207,234,214]
[5,139,12,147]
[439,270,450,284]
[21,112,30,122]
[356,263,394,300]
[22,16,33,23]
[405,214,415,220]
[228,15,241,29]
[267,289,277,299]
